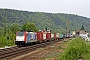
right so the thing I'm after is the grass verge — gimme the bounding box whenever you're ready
[58,38,90,60]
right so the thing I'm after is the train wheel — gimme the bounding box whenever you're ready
[43,40,46,43]
[23,43,26,47]
[37,41,41,44]
[17,45,20,47]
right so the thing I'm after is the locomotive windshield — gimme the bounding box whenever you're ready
[17,32,24,36]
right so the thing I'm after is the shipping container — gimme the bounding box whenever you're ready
[54,33,56,38]
[56,33,60,38]
[43,33,46,40]
[51,34,54,38]
[46,33,51,40]
[36,32,43,41]
[60,34,64,38]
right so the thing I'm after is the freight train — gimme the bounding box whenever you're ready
[15,30,70,46]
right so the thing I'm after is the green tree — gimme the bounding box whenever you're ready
[80,25,85,30]
[10,24,20,34]
[22,22,38,32]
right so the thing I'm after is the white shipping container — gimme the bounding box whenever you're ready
[72,31,76,35]
[51,34,54,38]
[56,33,60,38]
[43,33,46,39]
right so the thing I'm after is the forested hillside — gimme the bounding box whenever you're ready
[0,8,90,32]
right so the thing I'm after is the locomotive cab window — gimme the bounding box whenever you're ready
[17,32,24,36]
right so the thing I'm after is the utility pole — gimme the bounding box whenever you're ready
[66,20,68,37]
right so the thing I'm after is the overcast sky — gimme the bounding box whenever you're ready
[0,0,90,18]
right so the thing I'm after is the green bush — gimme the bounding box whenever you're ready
[58,38,89,60]
[0,35,15,47]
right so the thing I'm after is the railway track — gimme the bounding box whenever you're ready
[0,38,69,60]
